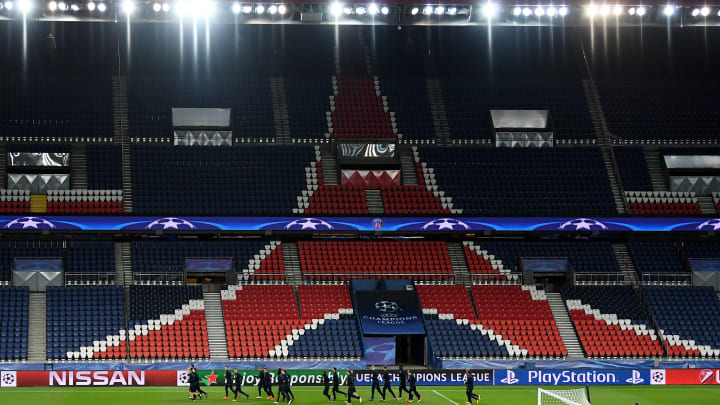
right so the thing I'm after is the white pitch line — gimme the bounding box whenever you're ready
[432,389,459,405]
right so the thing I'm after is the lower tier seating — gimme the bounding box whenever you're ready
[472,285,567,358]
[462,241,509,281]
[128,286,209,360]
[425,316,509,358]
[644,286,720,358]
[381,186,449,215]
[625,191,700,215]
[0,287,28,360]
[298,241,453,281]
[562,286,664,358]
[222,284,361,359]
[46,286,125,360]
[416,284,476,320]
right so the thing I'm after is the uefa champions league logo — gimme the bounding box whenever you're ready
[284,218,334,230]
[697,219,720,231]
[558,218,608,231]
[146,217,197,230]
[4,216,56,229]
[421,218,470,231]
[375,301,399,313]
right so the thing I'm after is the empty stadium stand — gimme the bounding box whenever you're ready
[562,286,664,358]
[419,147,617,216]
[298,241,453,281]
[0,241,63,282]
[625,191,700,215]
[87,145,123,190]
[128,285,209,360]
[131,145,314,215]
[462,241,510,281]
[0,287,28,361]
[47,189,123,214]
[222,284,361,359]
[627,242,686,275]
[65,241,115,275]
[46,286,126,360]
[644,286,720,358]
[614,147,654,191]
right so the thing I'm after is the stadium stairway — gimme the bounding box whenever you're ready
[0,144,6,188]
[121,142,132,213]
[121,242,133,286]
[270,77,291,142]
[70,144,88,189]
[697,196,717,215]
[281,242,303,286]
[643,146,667,192]
[365,190,384,214]
[612,243,639,285]
[546,293,585,360]
[319,147,339,185]
[447,243,472,285]
[28,292,47,362]
[114,242,125,286]
[112,76,129,143]
[203,292,229,360]
[425,78,451,141]
[399,146,419,185]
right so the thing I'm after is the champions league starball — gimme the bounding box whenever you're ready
[284,218,334,230]
[421,218,470,231]
[146,217,197,230]
[697,219,720,231]
[4,216,57,229]
[558,218,608,231]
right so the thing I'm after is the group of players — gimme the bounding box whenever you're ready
[189,365,481,405]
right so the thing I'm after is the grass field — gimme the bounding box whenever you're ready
[2,385,719,405]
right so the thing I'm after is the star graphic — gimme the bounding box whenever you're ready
[300,221,319,230]
[20,218,41,229]
[205,370,219,385]
[435,219,456,230]
[162,219,182,230]
[573,220,593,231]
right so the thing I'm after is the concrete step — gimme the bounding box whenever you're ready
[28,292,47,362]
[547,293,585,360]
[365,189,385,215]
[612,242,638,285]
[644,146,667,192]
[282,242,304,286]
[447,243,472,285]
[203,292,228,360]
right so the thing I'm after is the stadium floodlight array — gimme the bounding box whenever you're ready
[537,387,592,405]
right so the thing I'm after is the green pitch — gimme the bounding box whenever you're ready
[2,385,719,405]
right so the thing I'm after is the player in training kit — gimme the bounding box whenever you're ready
[224,366,234,400]
[382,367,397,401]
[322,370,332,402]
[276,369,289,404]
[369,365,383,401]
[256,368,266,399]
[264,368,275,400]
[194,367,209,399]
[332,367,346,400]
[397,366,409,400]
[188,367,198,401]
[284,369,296,402]
[345,369,363,404]
[464,369,480,405]
[405,370,421,403]
[233,368,250,402]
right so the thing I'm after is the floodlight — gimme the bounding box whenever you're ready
[355,6,365,14]
[447,6,456,15]
[434,6,444,14]
[600,4,610,16]
[367,3,377,15]
[255,4,264,13]
[242,4,251,13]
[481,2,496,17]
[410,7,418,15]
[267,4,276,13]
[586,4,597,17]
[277,4,285,13]
[700,6,710,16]
[153,2,161,12]
[70,2,78,10]
[57,0,66,10]
[121,0,134,14]
[342,6,351,14]
[329,2,341,16]
[534,6,544,16]
[48,0,57,10]
[381,6,388,14]
[97,1,105,11]
[663,5,674,16]
[231,2,240,12]
[636,6,645,15]
[422,5,431,15]
[613,5,622,15]
[18,0,31,12]
[559,6,568,16]
[4,0,12,10]
[87,1,95,10]
[162,2,170,11]
[546,7,557,17]
[628,7,635,15]
[522,7,532,16]
[512,6,521,16]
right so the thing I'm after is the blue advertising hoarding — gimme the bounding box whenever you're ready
[1,215,720,232]
[494,369,650,386]
[363,337,396,366]
[520,258,569,272]
[355,291,425,335]
[688,259,720,272]
[13,258,63,272]
[185,258,233,272]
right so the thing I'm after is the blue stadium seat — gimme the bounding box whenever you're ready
[0,287,28,361]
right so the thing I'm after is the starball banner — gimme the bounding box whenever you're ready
[355,291,425,335]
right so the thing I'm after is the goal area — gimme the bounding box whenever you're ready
[538,387,591,405]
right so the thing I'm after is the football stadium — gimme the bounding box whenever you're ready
[1,2,720,404]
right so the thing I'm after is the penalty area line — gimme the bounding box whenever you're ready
[432,389,459,405]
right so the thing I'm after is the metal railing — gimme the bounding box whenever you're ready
[574,272,626,285]
[64,272,115,285]
[132,272,185,284]
[641,272,692,285]
[304,273,454,282]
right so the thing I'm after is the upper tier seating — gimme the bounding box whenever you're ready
[477,240,620,273]
[0,241,63,282]
[625,191,700,215]
[131,145,313,215]
[462,241,510,281]
[378,78,434,139]
[628,242,686,275]
[381,186,449,215]
[298,241,453,281]
[597,80,720,141]
[0,287,28,360]
[0,189,30,213]
[46,189,124,214]
[128,77,274,139]
[472,285,567,358]
[416,284,476,320]
[441,80,593,140]
[87,145,123,190]
[128,285,209,360]
[46,286,126,360]
[65,241,115,274]
[131,240,284,281]
[305,186,368,215]
[286,78,334,139]
[0,76,113,140]
[329,77,397,139]
[562,286,664,358]
[419,147,617,216]
[614,147,653,191]
[683,242,720,259]
[222,284,361,359]
[644,286,720,358]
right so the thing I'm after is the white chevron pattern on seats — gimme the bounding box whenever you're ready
[238,241,282,280]
[270,308,355,359]
[565,299,659,340]
[294,146,321,214]
[660,333,720,358]
[412,147,460,214]
[73,328,126,361]
[126,299,205,341]
[462,241,513,280]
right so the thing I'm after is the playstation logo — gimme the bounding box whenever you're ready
[625,370,645,385]
[500,370,519,385]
